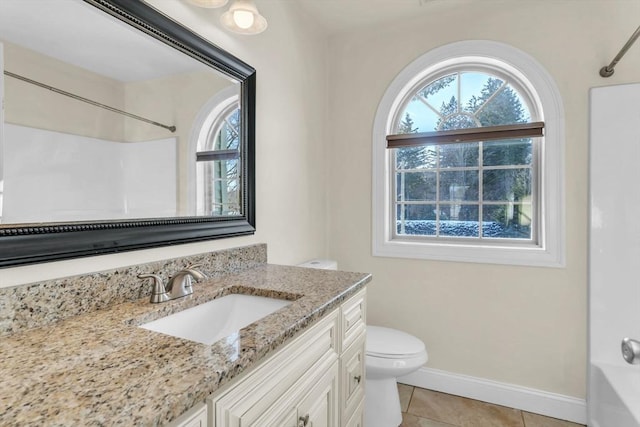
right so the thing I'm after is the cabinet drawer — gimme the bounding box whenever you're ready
[340,333,365,423]
[340,289,366,352]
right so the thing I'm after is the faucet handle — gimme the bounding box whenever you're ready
[184,263,207,281]
[177,264,206,294]
[138,273,170,304]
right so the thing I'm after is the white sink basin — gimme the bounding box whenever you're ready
[140,294,292,345]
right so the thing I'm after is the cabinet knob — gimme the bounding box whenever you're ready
[353,375,362,384]
[298,414,310,427]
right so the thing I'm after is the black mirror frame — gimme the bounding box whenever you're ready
[0,0,256,268]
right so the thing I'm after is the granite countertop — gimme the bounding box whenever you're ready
[0,264,371,426]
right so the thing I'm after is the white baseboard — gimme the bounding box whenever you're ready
[398,367,587,425]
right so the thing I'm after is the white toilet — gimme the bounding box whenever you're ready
[365,326,428,427]
[297,260,428,427]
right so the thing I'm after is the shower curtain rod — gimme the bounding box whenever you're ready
[3,70,176,132]
[600,24,640,77]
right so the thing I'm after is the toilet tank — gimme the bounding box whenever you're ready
[297,259,338,270]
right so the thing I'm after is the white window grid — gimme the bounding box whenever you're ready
[392,138,539,243]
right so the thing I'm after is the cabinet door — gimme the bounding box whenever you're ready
[211,311,339,427]
[170,403,207,427]
[262,407,298,427]
[250,384,301,427]
[340,333,365,424]
[297,361,339,427]
[343,402,364,427]
[250,358,339,427]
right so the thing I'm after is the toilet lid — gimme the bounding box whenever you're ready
[366,326,426,358]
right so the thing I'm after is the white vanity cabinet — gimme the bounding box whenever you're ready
[209,288,366,427]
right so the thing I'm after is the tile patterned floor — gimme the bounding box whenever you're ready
[398,384,585,427]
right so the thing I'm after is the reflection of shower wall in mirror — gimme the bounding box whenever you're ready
[2,124,176,223]
[123,71,237,216]
[119,136,177,219]
[3,41,237,220]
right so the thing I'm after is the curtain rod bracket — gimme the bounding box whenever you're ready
[599,66,615,78]
[600,24,640,78]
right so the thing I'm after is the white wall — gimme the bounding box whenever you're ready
[1,1,329,286]
[326,0,640,399]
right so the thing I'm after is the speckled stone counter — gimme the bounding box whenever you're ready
[0,261,371,426]
[0,244,268,336]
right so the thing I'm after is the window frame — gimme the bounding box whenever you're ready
[372,40,565,267]
[188,85,241,216]
[196,101,241,216]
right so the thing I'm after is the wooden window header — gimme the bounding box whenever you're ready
[386,121,544,148]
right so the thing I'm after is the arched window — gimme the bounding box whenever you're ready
[372,41,565,267]
[192,86,241,216]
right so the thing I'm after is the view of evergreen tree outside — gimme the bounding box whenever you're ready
[394,71,535,239]
[196,107,241,216]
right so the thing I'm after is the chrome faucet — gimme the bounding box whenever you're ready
[138,264,207,303]
[166,266,207,299]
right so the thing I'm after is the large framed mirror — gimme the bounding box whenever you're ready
[0,0,256,268]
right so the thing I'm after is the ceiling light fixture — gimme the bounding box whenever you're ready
[220,0,267,35]
[185,0,229,8]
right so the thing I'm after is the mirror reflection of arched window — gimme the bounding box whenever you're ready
[194,86,241,216]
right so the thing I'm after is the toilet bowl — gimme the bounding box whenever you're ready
[296,260,428,427]
[365,326,428,427]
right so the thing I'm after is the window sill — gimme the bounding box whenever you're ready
[373,238,565,268]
